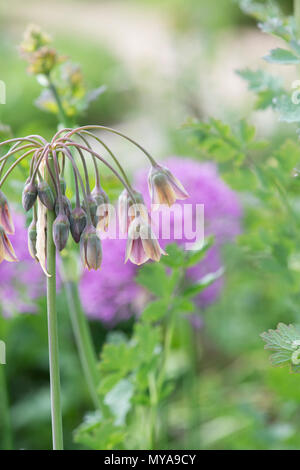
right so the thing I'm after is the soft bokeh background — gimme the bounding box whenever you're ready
[1,0,300,450]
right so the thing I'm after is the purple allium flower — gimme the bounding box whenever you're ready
[79,157,242,324]
[0,211,45,316]
[79,234,141,325]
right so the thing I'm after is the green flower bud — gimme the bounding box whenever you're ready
[82,195,98,227]
[55,195,72,219]
[52,213,70,252]
[70,207,87,243]
[80,225,102,271]
[22,181,38,212]
[27,219,38,261]
[38,180,56,210]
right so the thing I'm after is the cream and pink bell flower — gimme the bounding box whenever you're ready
[118,189,149,234]
[0,190,15,234]
[125,216,166,266]
[0,225,18,263]
[148,163,189,208]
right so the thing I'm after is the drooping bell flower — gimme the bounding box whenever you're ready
[80,224,102,271]
[0,225,18,263]
[93,185,110,232]
[125,216,166,265]
[70,207,87,243]
[118,189,148,234]
[0,190,15,234]
[96,203,110,232]
[148,163,189,208]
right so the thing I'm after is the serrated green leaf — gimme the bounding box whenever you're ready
[74,414,126,450]
[141,299,169,323]
[136,263,169,297]
[160,243,185,268]
[261,323,300,371]
[104,379,134,426]
[134,323,162,364]
[264,48,300,65]
[275,94,300,123]
[99,342,138,376]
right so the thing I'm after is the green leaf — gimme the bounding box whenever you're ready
[183,267,224,298]
[275,94,300,123]
[134,323,162,364]
[261,323,300,372]
[99,342,138,376]
[173,297,195,314]
[74,413,126,450]
[104,379,134,426]
[136,263,169,297]
[237,68,283,110]
[264,48,300,65]
[98,372,124,395]
[238,0,281,22]
[238,120,256,143]
[160,243,185,268]
[141,299,169,323]
[184,236,214,268]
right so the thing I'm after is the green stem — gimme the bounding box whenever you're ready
[0,364,13,450]
[48,79,70,128]
[148,372,158,450]
[48,78,100,410]
[46,156,63,450]
[295,0,300,38]
[64,281,100,409]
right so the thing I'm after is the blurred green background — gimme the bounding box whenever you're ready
[1,0,300,450]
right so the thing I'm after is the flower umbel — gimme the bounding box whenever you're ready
[0,126,187,270]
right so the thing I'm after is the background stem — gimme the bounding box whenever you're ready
[64,281,100,409]
[0,364,13,450]
[46,155,64,450]
[295,0,300,38]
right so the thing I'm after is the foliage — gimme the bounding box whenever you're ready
[74,240,222,449]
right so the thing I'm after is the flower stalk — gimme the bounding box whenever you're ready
[46,154,63,450]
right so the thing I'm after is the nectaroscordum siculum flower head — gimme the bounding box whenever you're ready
[0,125,188,271]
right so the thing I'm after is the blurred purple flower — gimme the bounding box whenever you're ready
[0,212,45,316]
[79,157,242,324]
[79,235,140,324]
